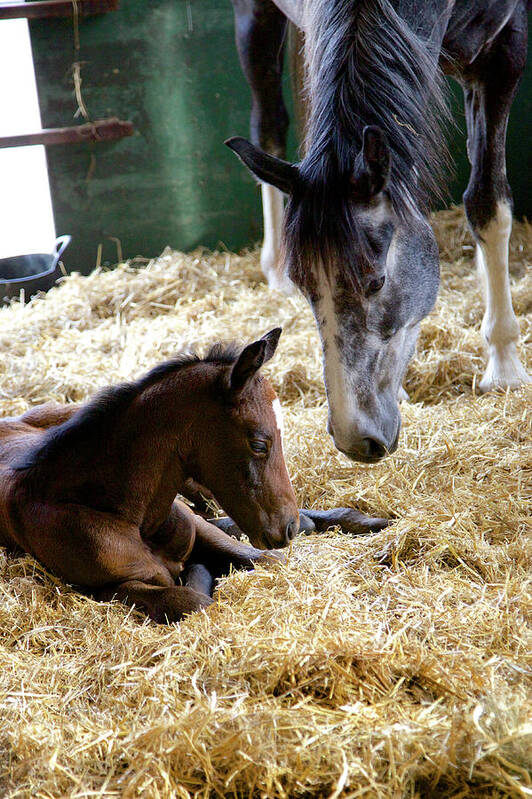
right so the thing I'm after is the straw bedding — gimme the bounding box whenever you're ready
[0,207,530,798]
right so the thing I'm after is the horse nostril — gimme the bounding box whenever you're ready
[361,437,387,459]
[285,517,299,542]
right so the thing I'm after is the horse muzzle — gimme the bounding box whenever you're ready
[329,413,401,463]
[259,514,299,549]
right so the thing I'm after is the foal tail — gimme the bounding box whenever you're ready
[304,0,451,214]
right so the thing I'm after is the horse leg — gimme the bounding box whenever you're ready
[97,580,213,623]
[190,515,284,577]
[232,0,293,293]
[297,508,389,535]
[209,508,388,538]
[148,500,280,584]
[20,402,79,428]
[15,501,212,623]
[182,563,215,597]
[461,11,530,392]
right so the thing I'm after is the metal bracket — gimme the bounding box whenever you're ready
[0,1,119,20]
[0,118,134,148]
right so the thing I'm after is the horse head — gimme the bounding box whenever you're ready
[192,328,299,547]
[227,128,440,462]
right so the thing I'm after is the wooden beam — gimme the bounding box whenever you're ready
[0,1,119,20]
[0,118,134,148]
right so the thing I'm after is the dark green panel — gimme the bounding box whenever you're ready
[30,0,266,271]
[29,4,531,272]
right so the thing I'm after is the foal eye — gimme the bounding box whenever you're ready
[366,275,386,296]
[249,438,269,455]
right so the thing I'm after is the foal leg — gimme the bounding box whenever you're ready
[20,402,79,428]
[148,501,281,585]
[97,580,213,624]
[298,508,389,535]
[15,502,213,624]
[183,563,215,597]
[210,508,389,539]
[232,0,293,293]
[191,515,284,577]
[461,12,530,392]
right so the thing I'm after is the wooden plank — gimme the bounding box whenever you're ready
[0,118,133,148]
[0,1,119,20]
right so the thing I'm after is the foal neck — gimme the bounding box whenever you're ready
[16,360,224,524]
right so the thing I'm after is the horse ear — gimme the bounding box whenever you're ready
[225,137,299,196]
[351,126,391,199]
[260,327,282,364]
[229,328,282,393]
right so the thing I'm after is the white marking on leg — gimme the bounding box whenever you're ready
[260,183,294,294]
[476,201,530,391]
[272,397,285,441]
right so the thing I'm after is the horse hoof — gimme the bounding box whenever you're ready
[299,513,316,535]
[478,354,531,393]
[336,510,389,534]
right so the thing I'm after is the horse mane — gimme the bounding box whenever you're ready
[285,0,449,285]
[15,343,241,472]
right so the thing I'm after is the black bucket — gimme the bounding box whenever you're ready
[0,235,71,304]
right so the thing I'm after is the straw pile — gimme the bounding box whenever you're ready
[0,207,530,798]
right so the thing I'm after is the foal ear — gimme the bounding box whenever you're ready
[225,137,299,196]
[229,328,282,393]
[260,327,282,363]
[352,126,391,200]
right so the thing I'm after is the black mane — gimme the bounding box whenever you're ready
[286,0,449,284]
[15,343,241,472]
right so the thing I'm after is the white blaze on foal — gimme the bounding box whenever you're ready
[272,396,285,443]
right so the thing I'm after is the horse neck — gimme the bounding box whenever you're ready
[20,365,219,529]
[301,0,448,211]
[110,366,217,523]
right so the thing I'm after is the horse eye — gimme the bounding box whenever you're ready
[366,275,386,296]
[249,438,269,455]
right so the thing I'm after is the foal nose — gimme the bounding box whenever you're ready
[284,516,299,544]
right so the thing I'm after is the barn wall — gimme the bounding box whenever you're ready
[28,3,531,272]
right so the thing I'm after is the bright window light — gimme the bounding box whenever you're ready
[0,17,56,259]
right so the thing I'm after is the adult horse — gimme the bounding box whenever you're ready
[227,0,531,464]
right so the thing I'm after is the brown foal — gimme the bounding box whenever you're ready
[0,329,299,622]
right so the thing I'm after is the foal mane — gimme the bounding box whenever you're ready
[286,0,449,285]
[15,344,241,472]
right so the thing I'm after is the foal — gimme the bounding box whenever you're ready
[0,329,299,622]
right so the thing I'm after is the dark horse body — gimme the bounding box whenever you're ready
[0,330,386,623]
[227,0,531,462]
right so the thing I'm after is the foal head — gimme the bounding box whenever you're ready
[190,328,299,549]
[227,128,440,462]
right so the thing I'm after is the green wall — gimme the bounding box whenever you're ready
[30,1,267,270]
[29,3,531,272]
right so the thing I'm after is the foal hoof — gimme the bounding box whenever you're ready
[184,563,215,597]
[299,513,317,536]
[338,510,389,534]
